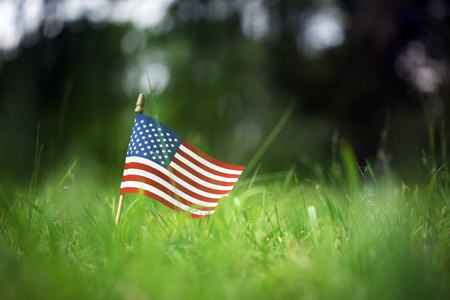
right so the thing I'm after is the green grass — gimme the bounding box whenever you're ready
[1,95,449,299]
[1,142,449,300]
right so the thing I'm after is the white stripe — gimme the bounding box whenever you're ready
[174,153,239,182]
[124,156,232,192]
[122,168,224,202]
[121,181,215,216]
[169,162,234,191]
[179,144,243,175]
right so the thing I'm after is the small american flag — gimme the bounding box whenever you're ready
[120,113,245,218]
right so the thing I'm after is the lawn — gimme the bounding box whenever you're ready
[1,135,449,300]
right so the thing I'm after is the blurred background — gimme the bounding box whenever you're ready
[0,0,449,186]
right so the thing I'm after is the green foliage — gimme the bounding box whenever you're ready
[0,103,449,299]
[339,141,361,199]
[238,101,296,183]
[1,146,450,299]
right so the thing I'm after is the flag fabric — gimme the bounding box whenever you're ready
[120,113,245,218]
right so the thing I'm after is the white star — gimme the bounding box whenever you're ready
[143,125,147,128]
[135,150,139,154]
[164,155,168,159]
[157,139,160,142]
[140,131,143,135]
[133,131,135,134]
[171,144,174,147]
[133,146,137,150]
[147,146,151,149]
[161,161,165,165]
[151,140,154,143]
[152,128,155,132]
[142,136,146,140]
[132,143,135,146]
[162,150,165,153]
[144,153,147,156]
[163,138,166,142]
[166,133,170,136]
[150,151,153,154]
[137,127,141,130]
[134,134,138,138]
[153,145,157,148]
[150,124,153,127]
[139,143,142,146]
[168,150,171,153]
[174,139,178,142]
[152,156,156,160]
[156,150,159,154]
[141,148,144,151]
[140,120,144,123]
[154,134,158,137]
[144,141,148,144]
[159,156,162,159]
[158,128,162,131]
[136,139,140,142]
[169,138,172,142]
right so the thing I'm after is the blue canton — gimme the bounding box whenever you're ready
[126,113,183,169]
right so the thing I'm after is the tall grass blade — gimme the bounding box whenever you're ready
[123,197,140,218]
[295,175,307,227]
[29,121,44,199]
[18,195,42,215]
[239,171,291,185]
[261,205,275,231]
[426,165,444,223]
[270,193,282,237]
[146,72,159,121]
[282,165,296,191]
[306,179,336,236]
[49,158,79,202]
[238,101,295,183]
[340,141,361,198]
[308,206,319,246]
[365,159,378,188]
[247,163,261,191]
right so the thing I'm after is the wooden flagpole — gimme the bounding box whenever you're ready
[116,94,145,226]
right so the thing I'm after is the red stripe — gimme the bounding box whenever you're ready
[181,140,245,171]
[171,157,237,187]
[177,148,241,178]
[167,165,233,194]
[121,174,223,203]
[120,187,210,219]
[124,162,232,194]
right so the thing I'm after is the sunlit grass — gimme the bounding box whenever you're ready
[1,92,449,298]
[1,138,449,300]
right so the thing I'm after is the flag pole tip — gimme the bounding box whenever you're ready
[135,94,145,114]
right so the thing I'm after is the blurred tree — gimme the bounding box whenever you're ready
[0,0,449,184]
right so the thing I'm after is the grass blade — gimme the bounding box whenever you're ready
[295,175,307,227]
[340,141,360,198]
[308,206,319,246]
[50,158,79,202]
[29,121,44,199]
[237,101,295,183]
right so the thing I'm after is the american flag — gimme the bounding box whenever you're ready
[120,113,245,218]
